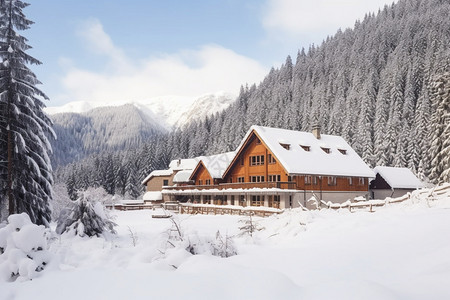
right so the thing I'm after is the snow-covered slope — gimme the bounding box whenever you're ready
[45,92,236,130]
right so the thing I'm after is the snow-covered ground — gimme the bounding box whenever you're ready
[1,186,450,300]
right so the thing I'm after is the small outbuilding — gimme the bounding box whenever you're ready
[370,166,424,199]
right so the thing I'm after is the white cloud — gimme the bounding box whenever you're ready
[263,0,396,35]
[58,19,268,103]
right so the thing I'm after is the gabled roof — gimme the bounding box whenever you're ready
[226,125,375,178]
[373,166,423,189]
[142,158,199,185]
[190,151,236,180]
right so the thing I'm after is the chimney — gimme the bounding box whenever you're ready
[312,124,321,139]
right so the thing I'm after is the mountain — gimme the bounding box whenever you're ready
[45,92,236,130]
[50,104,164,166]
[49,92,236,167]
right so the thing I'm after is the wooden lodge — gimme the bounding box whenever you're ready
[153,125,376,210]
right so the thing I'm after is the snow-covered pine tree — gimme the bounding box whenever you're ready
[429,72,450,183]
[0,0,54,225]
[56,190,116,237]
[65,171,77,201]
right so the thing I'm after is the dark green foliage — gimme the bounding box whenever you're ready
[0,1,53,224]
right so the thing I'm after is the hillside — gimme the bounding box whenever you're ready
[50,104,163,166]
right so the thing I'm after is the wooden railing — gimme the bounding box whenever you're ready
[164,181,297,191]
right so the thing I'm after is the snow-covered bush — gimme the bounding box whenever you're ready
[211,230,237,258]
[163,217,237,259]
[238,213,264,237]
[0,213,53,282]
[56,190,116,238]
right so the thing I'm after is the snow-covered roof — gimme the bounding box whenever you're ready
[141,169,173,185]
[143,191,163,201]
[196,151,236,179]
[173,170,194,183]
[234,126,375,178]
[168,158,199,171]
[142,158,200,185]
[120,199,144,205]
[373,166,424,189]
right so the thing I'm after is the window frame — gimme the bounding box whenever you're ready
[327,176,337,186]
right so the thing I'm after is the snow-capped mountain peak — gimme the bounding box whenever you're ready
[44,92,236,130]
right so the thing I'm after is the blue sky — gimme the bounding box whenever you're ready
[25,0,396,106]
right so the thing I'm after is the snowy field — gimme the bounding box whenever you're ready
[1,186,450,300]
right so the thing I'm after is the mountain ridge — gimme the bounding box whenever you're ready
[45,92,236,130]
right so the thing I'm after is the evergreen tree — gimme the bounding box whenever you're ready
[429,73,450,183]
[66,171,77,201]
[0,0,54,225]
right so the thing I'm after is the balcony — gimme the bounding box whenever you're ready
[164,181,297,191]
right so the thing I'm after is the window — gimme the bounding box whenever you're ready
[237,176,245,183]
[359,177,365,185]
[251,195,264,206]
[250,176,264,183]
[231,195,235,206]
[313,176,318,185]
[229,178,232,183]
[338,149,347,155]
[280,143,290,150]
[288,176,292,182]
[348,177,353,185]
[163,179,169,186]
[328,176,336,186]
[205,179,211,185]
[321,147,331,154]
[270,195,281,208]
[250,155,265,166]
[198,180,202,185]
[305,176,312,185]
[268,154,277,164]
[300,145,311,152]
[239,195,245,206]
[203,195,211,204]
[268,175,281,182]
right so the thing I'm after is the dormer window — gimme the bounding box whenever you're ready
[280,143,290,150]
[338,149,347,155]
[300,145,311,152]
[321,147,331,154]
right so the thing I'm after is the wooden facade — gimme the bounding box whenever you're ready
[190,161,215,186]
[224,133,289,184]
